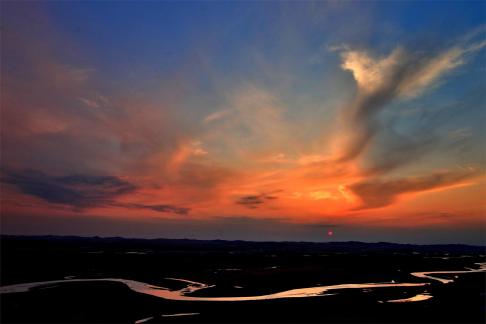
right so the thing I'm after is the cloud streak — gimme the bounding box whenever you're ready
[236,193,278,209]
[1,170,136,208]
[348,168,479,210]
[111,203,190,216]
[1,169,189,215]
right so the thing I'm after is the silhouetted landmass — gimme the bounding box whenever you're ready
[2,234,485,253]
[1,235,485,323]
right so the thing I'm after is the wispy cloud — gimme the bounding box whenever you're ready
[203,109,233,123]
[337,37,486,165]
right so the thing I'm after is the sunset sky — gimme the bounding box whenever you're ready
[1,1,485,244]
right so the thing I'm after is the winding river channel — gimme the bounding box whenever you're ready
[1,262,484,303]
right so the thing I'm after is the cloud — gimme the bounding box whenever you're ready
[348,168,479,210]
[1,4,193,180]
[362,126,438,175]
[1,169,136,208]
[112,203,189,215]
[341,48,404,95]
[448,127,473,140]
[201,85,296,162]
[308,190,339,200]
[236,193,278,209]
[175,161,234,189]
[1,169,189,215]
[4,172,123,208]
[338,37,486,165]
[203,109,233,123]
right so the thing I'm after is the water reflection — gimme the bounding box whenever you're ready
[0,278,426,301]
[411,262,486,284]
[387,293,433,303]
[1,263,484,303]
[134,316,154,323]
[161,313,200,317]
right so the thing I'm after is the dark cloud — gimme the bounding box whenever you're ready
[1,169,189,215]
[1,169,136,208]
[236,194,279,209]
[348,168,479,210]
[236,196,264,208]
[112,202,189,215]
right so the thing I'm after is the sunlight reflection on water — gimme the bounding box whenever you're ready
[0,262,484,303]
[386,293,433,303]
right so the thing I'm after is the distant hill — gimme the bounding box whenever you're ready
[1,235,484,254]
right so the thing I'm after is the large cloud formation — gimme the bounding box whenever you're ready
[334,33,485,210]
[338,37,486,165]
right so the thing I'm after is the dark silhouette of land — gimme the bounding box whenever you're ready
[1,235,485,323]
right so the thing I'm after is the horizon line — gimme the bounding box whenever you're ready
[1,234,485,248]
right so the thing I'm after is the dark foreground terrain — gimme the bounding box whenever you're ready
[1,235,485,324]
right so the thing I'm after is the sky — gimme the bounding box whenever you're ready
[1,1,485,244]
